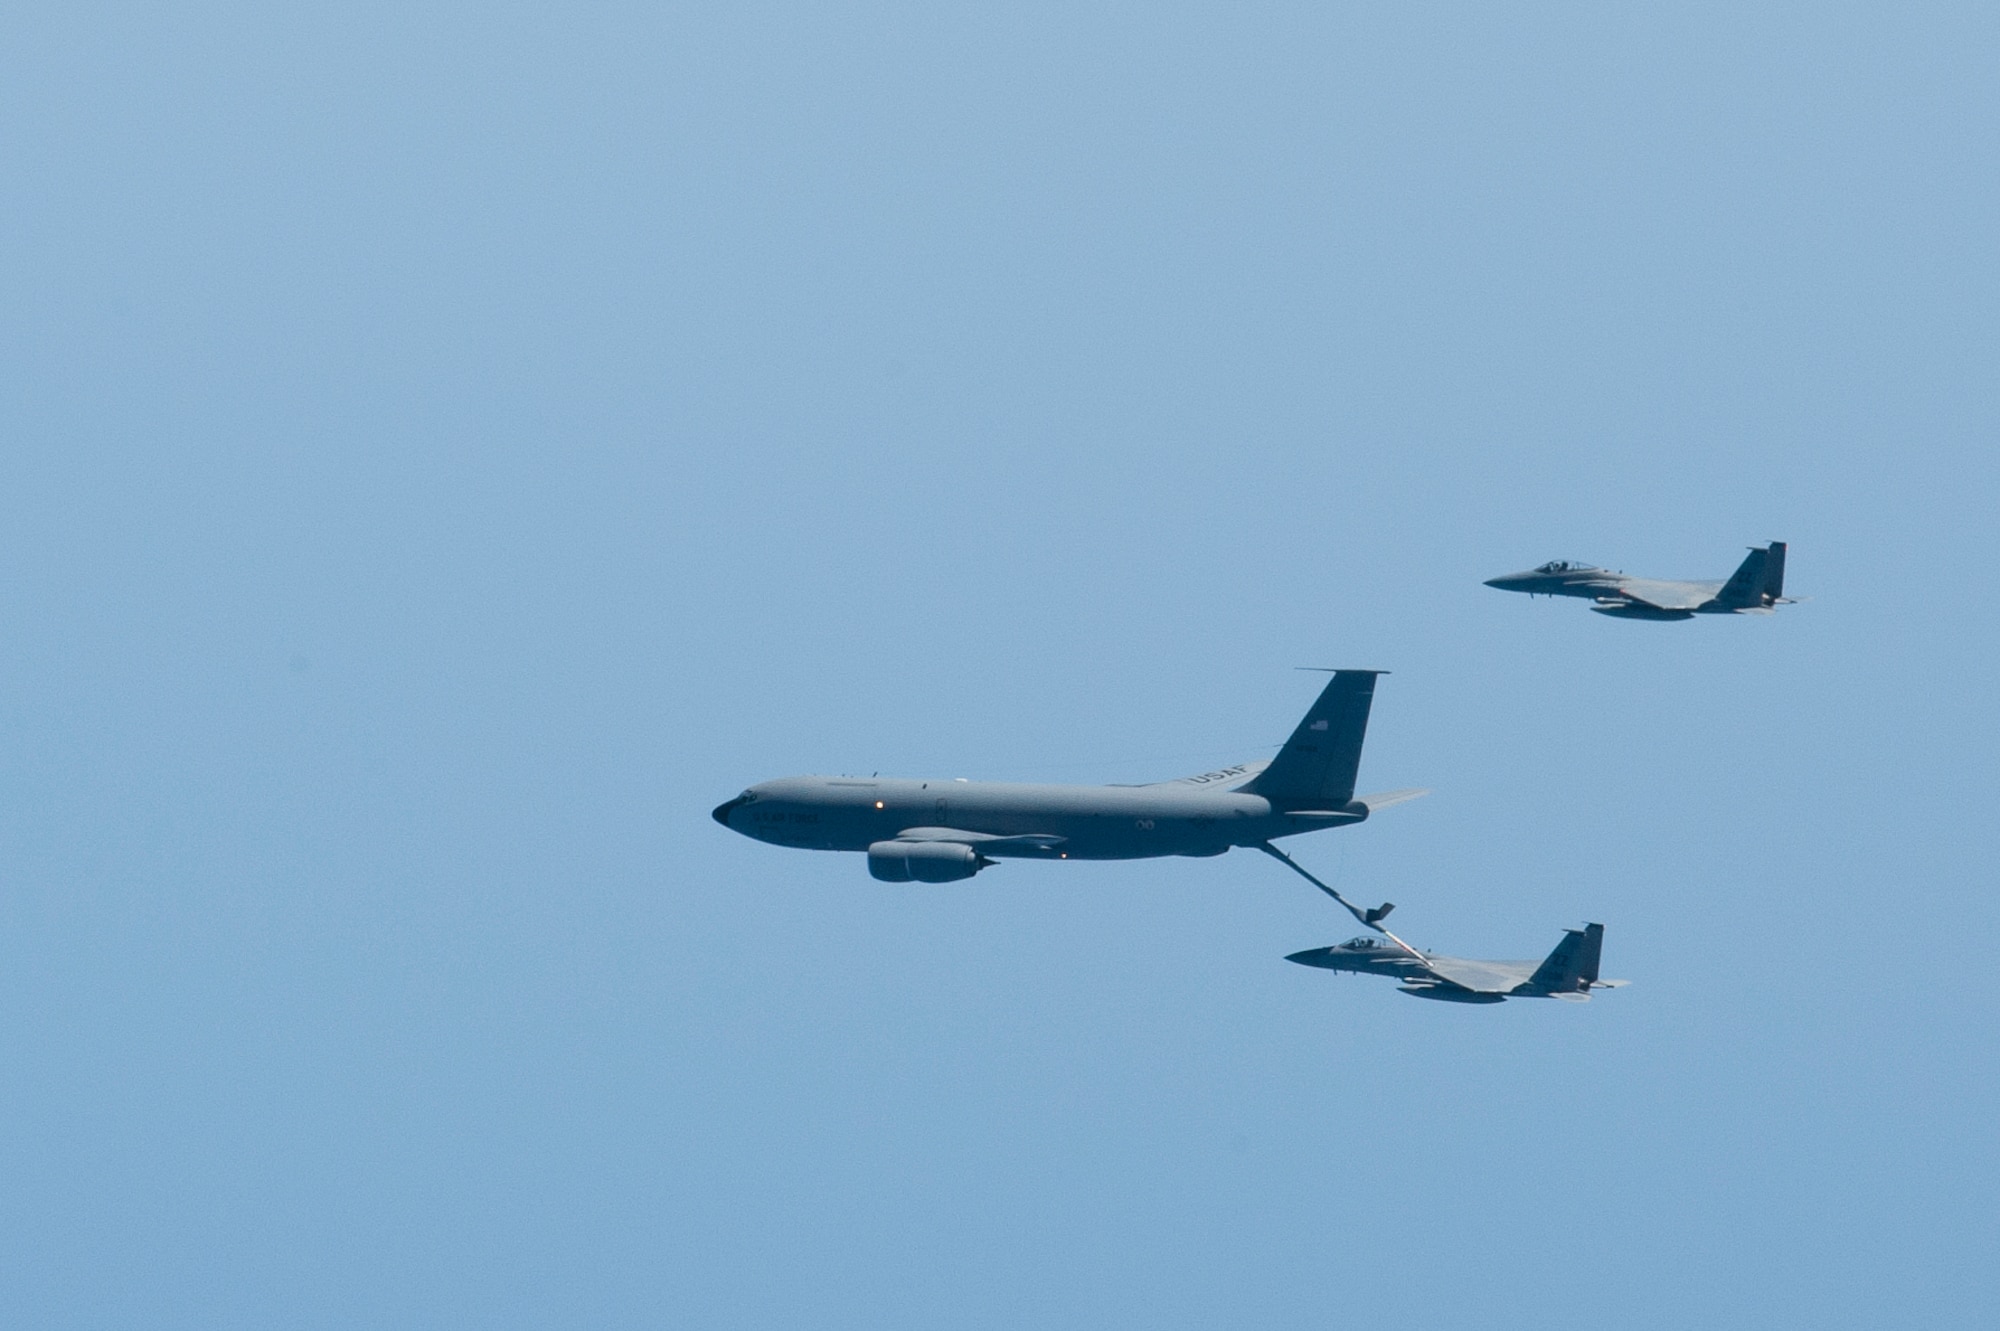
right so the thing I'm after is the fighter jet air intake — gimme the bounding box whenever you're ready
[713,670,1426,883]
[1485,541,1791,619]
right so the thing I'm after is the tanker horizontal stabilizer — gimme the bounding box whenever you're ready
[1353,788,1429,813]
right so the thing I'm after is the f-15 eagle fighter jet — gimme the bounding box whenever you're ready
[1286,923,1628,1004]
[1485,542,1791,620]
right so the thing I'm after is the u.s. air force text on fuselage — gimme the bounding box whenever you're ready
[712,670,1426,883]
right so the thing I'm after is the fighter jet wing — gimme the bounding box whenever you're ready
[1605,578,1723,611]
[1417,956,1537,994]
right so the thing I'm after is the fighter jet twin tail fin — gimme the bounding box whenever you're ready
[1405,923,1629,1003]
[1593,542,1790,618]
[1714,541,1789,610]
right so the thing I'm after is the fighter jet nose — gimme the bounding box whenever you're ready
[1483,577,1505,588]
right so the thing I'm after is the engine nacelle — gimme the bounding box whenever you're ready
[868,839,985,883]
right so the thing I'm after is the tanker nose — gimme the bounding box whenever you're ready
[712,795,750,827]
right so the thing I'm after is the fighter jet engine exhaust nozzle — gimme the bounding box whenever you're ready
[867,840,989,884]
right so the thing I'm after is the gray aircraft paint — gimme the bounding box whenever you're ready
[711,671,1426,881]
[1484,541,1790,619]
[1286,923,1628,1003]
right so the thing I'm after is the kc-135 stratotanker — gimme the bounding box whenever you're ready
[713,670,1424,906]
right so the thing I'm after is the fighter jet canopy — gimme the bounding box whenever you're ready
[1533,560,1598,574]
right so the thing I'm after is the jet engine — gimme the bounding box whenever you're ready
[868,839,987,883]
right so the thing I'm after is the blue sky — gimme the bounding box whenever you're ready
[3,3,1995,1325]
